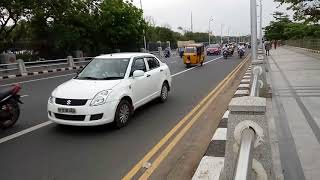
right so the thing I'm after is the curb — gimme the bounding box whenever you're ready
[0,66,84,80]
[192,65,252,180]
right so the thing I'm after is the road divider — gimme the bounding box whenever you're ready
[122,55,249,179]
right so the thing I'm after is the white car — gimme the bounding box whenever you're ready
[48,53,172,128]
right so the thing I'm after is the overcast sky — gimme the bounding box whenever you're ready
[132,0,292,36]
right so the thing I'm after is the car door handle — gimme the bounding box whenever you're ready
[147,74,151,77]
[160,69,164,72]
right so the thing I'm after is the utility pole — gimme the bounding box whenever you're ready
[259,0,263,50]
[139,0,147,51]
[191,11,193,32]
[250,0,258,61]
[208,17,213,45]
[220,24,224,44]
[227,27,230,43]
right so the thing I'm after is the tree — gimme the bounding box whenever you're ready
[274,0,320,23]
[0,0,33,40]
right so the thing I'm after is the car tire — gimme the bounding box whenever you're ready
[113,99,132,128]
[159,83,169,103]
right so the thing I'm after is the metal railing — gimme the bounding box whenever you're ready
[285,39,320,51]
[234,128,256,180]
[234,65,263,180]
[0,56,93,76]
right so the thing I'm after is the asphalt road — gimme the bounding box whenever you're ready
[0,54,243,180]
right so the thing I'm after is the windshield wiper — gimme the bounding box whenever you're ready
[76,76,100,80]
[101,77,122,80]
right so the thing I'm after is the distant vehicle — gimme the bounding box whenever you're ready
[183,43,205,68]
[48,53,172,128]
[206,44,221,55]
[0,84,22,129]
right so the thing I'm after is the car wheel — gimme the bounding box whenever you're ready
[114,99,132,128]
[159,83,169,103]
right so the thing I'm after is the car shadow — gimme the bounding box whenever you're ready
[50,98,164,135]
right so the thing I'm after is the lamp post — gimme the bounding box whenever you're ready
[139,0,147,51]
[259,0,263,50]
[208,17,213,45]
[250,0,257,61]
[221,24,224,44]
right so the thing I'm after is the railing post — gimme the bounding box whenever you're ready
[67,56,74,68]
[158,47,163,58]
[220,96,274,180]
[17,59,27,74]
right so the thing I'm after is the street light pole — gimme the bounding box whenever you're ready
[259,0,263,50]
[208,17,213,45]
[220,24,224,44]
[250,0,258,61]
[139,0,147,51]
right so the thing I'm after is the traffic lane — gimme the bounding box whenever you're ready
[0,74,75,138]
[0,56,196,137]
[0,56,243,180]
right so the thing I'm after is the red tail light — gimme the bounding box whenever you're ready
[11,84,21,94]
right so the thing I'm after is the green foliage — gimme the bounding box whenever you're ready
[264,12,320,40]
[274,0,320,23]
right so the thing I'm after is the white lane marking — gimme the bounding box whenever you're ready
[0,121,53,144]
[171,56,222,77]
[0,73,76,87]
[211,128,227,141]
[0,56,223,143]
[21,95,29,98]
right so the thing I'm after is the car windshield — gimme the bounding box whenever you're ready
[76,58,130,80]
[184,47,196,53]
[208,44,220,48]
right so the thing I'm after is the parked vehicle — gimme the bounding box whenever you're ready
[206,44,221,55]
[48,53,172,128]
[0,84,22,129]
[183,43,205,68]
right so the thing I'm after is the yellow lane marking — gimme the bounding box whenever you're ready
[122,57,248,180]
[138,58,248,179]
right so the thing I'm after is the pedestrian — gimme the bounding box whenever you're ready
[265,41,271,56]
[274,40,277,49]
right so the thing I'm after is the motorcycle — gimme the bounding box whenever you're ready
[238,48,245,59]
[223,50,228,59]
[164,50,171,58]
[0,84,22,129]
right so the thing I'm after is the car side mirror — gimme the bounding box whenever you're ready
[133,70,144,78]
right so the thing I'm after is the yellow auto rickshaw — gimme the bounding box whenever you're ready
[183,43,205,68]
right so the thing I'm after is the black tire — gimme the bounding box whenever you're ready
[113,99,132,128]
[0,99,20,129]
[186,63,191,68]
[159,83,169,103]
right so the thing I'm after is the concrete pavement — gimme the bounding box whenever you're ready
[268,47,320,180]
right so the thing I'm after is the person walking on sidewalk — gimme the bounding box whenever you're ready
[265,41,271,56]
[273,40,277,49]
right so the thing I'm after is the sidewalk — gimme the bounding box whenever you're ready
[268,47,320,180]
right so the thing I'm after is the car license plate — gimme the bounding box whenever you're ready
[58,108,76,113]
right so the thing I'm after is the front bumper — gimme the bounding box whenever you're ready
[47,100,118,126]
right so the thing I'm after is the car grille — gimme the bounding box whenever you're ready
[54,113,85,121]
[55,98,87,106]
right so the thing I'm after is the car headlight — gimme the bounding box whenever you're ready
[90,90,111,106]
[48,96,55,104]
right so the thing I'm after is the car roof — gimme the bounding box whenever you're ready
[95,52,155,59]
